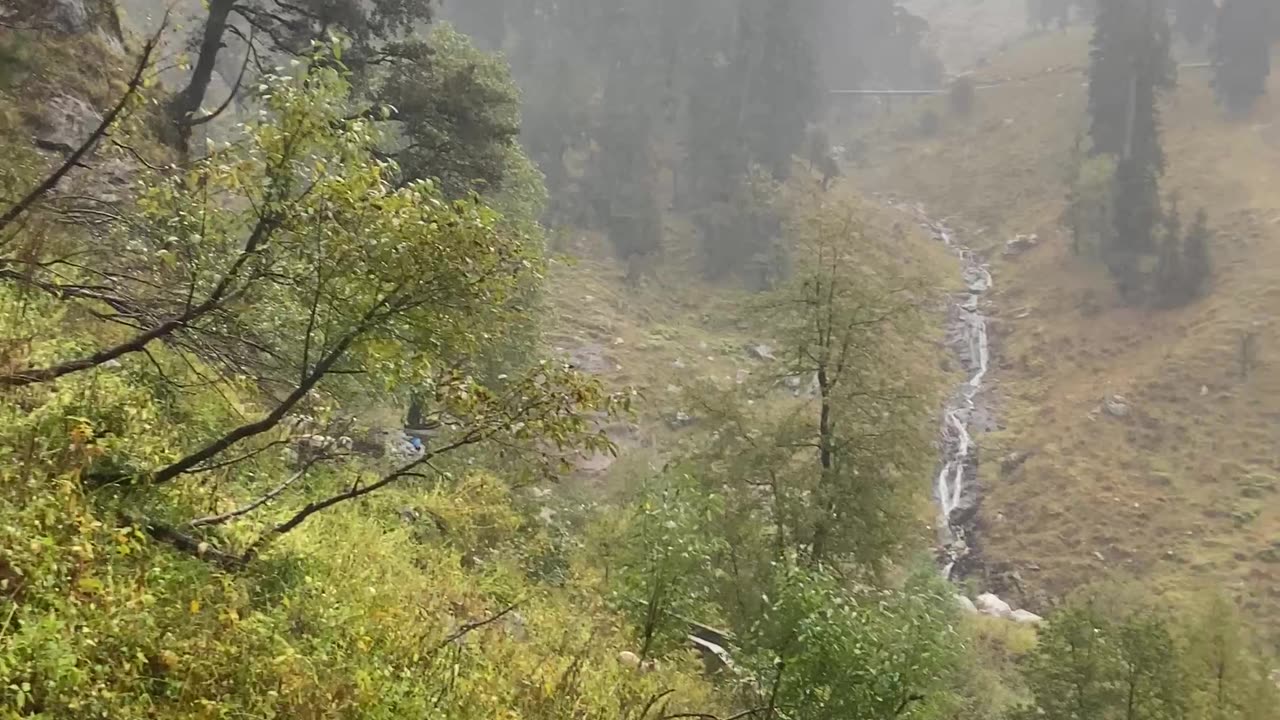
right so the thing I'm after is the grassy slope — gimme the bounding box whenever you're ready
[543,181,961,526]
[849,28,1280,621]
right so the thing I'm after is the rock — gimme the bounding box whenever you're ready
[745,343,777,361]
[617,651,642,669]
[735,369,750,384]
[669,410,694,429]
[50,0,91,33]
[1011,609,1044,625]
[955,595,978,614]
[36,94,102,155]
[1003,234,1038,256]
[671,358,686,369]
[782,375,802,390]
[976,592,1013,619]
[1104,394,1130,418]
[1092,551,1106,562]
[1000,450,1032,477]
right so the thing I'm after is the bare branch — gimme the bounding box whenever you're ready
[425,597,527,657]
[0,17,165,235]
[189,462,314,527]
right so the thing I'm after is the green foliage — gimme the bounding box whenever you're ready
[1020,590,1280,720]
[613,471,726,659]
[377,24,525,200]
[1066,151,1118,257]
[739,566,963,720]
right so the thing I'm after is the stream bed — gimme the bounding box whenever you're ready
[905,205,995,581]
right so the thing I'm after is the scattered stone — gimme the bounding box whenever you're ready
[1003,234,1038,256]
[1103,394,1130,418]
[745,343,777,362]
[1010,609,1044,625]
[665,384,679,394]
[976,592,1013,619]
[1200,385,1209,397]
[955,595,978,614]
[1092,551,1106,562]
[672,358,686,369]
[617,651,641,669]
[613,337,625,345]
[735,369,750,385]
[782,375,803,390]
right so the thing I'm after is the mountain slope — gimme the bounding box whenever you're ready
[850,28,1280,624]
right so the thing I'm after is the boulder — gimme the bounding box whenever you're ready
[36,94,102,155]
[50,0,91,33]
[745,343,776,362]
[1104,394,1130,418]
[617,651,641,669]
[1011,609,1044,625]
[1000,450,1032,477]
[1003,234,1038,256]
[955,595,978,614]
[975,592,1013,619]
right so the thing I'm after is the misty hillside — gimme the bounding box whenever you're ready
[0,0,1278,718]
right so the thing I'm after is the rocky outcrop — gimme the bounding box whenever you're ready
[35,94,102,154]
[50,0,92,33]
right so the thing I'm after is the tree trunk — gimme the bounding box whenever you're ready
[169,0,235,131]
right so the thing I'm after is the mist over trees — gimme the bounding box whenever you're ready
[1212,0,1274,115]
[441,0,939,282]
[3,0,1280,717]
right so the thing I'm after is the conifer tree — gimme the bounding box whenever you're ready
[1087,0,1174,296]
[1183,208,1213,298]
[1213,0,1273,115]
[1154,196,1186,305]
[1174,0,1215,47]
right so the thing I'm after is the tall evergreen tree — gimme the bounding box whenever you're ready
[1174,0,1215,47]
[1088,0,1174,295]
[1183,208,1213,298]
[1213,0,1273,115]
[1154,196,1186,305]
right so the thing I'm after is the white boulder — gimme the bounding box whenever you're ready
[976,592,1013,619]
[1011,609,1044,625]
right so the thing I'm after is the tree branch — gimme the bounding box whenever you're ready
[0,18,164,235]
[425,597,527,657]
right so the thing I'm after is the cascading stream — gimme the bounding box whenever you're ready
[899,205,993,580]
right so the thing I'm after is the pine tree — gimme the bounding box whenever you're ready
[1182,208,1212,298]
[1088,0,1174,296]
[1154,196,1186,305]
[1174,0,1215,47]
[1213,0,1273,115]
[1088,0,1174,160]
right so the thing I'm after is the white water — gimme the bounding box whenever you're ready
[910,209,993,579]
